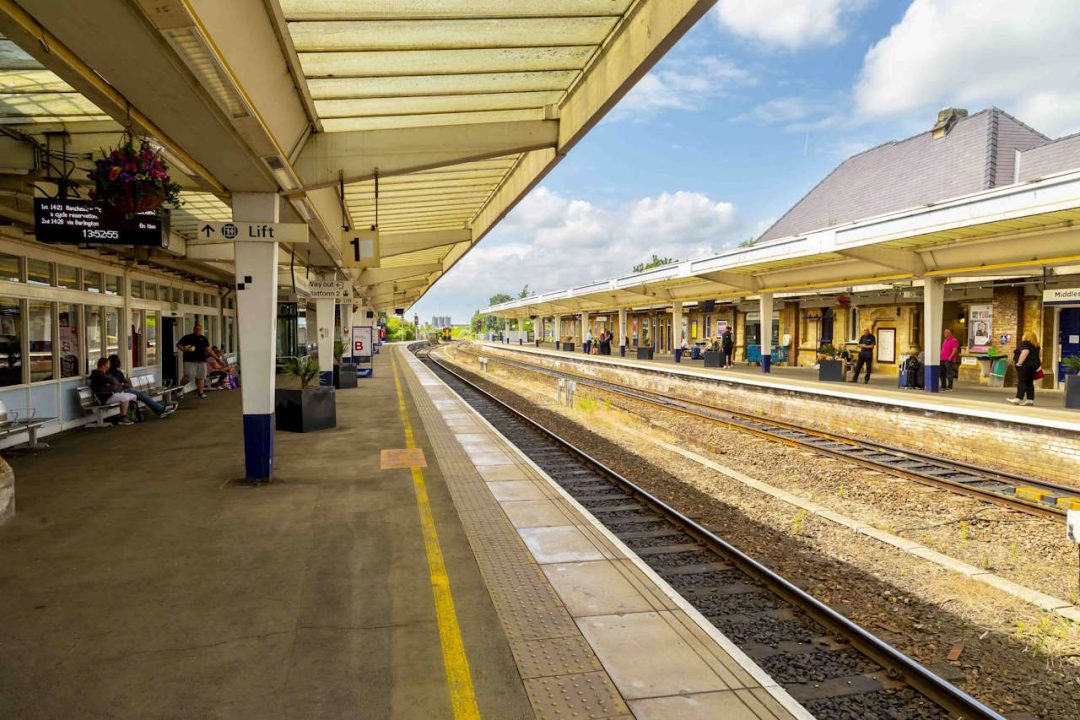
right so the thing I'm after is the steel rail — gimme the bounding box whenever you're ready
[422,348,1005,720]
[464,347,1071,522]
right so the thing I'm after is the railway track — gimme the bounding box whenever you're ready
[460,345,1075,521]
[417,346,1003,720]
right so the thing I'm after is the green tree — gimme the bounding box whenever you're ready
[518,284,534,298]
[632,254,677,273]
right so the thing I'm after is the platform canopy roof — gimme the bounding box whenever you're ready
[0,0,716,310]
[485,167,1080,317]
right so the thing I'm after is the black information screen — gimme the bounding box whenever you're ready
[34,199,169,247]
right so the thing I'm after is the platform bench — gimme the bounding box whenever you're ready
[0,411,54,449]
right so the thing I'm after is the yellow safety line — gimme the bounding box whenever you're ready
[390,352,481,720]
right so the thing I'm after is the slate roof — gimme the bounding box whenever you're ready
[757,108,1049,243]
[1017,131,1080,181]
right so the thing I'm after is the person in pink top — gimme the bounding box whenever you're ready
[940,328,960,390]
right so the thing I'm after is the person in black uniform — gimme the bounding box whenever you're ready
[721,326,735,368]
[850,327,875,383]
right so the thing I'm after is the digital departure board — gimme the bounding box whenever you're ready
[34,199,169,247]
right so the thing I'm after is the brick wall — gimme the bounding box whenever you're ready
[482,344,1080,482]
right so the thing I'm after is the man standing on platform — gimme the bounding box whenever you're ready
[940,328,960,391]
[177,322,212,399]
[850,327,875,383]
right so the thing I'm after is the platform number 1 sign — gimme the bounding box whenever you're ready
[342,228,380,269]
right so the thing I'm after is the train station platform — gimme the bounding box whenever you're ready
[474,341,1080,481]
[0,344,803,720]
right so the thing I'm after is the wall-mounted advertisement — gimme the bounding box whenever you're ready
[969,304,992,346]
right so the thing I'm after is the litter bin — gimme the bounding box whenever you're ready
[620,345,626,358]
[761,355,772,374]
[988,357,1007,387]
[674,348,683,363]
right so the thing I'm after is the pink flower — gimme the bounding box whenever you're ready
[109,166,120,181]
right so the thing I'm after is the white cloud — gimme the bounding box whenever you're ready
[732,96,832,125]
[713,0,866,49]
[609,57,752,121]
[413,188,741,319]
[854,0,1080,137]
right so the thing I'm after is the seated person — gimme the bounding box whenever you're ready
[207,346,236,389]
[107,354,176,418]
[90,357,137,425]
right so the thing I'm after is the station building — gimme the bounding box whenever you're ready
[489,108,1080,392]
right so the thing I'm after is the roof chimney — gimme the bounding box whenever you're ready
[931,107,968,139]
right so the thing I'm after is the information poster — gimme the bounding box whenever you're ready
[351,325,373,362]
[969,304,992,346]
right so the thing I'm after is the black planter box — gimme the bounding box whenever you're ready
[703,351,722,368]
[275,386,337,433]
[333,363,357,389]
[819,359,844,382]
[562,342,575,352]
[636,347,654,360]
[1067,375,1080,410]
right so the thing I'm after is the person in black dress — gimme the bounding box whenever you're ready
[1008,332,1041,406]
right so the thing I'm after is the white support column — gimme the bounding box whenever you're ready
[759,292,773,373]
[233,193,281,482]
[554,314,562,348]
[581,311,590,351]
[672,301,683,349]
[315,273,336,384]
[618,307,628,351]
[340,295,354,344]
[923,277,946,392]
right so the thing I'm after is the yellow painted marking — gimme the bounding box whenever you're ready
[1056,497,1080,510]
[390,352,481,720]
[1015,486,1050,502]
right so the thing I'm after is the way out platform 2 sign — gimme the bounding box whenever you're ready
[190,221,308,244]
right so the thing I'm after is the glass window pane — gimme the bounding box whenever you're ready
[145,313,158,367]
[0,252,20,282]
[160,285,170,301]
[145,283,158,300]
[28,301,54,382]
[27,259,51,286]
[183,290,193,305]
[0,301,21,386]
[84,271,102,293]
[210,294,218,308]
[104,274,120,296]
[130,280,143,299]
[59,303,80,378]
[131,309,144,367]
[86,306,102,372]
[172,288,182,303]
[57,264,78,289]
[105,308,119,359]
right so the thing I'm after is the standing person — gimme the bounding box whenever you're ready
[177,321,212,399]
[1009,332,1041,406]
[584,328,593,355]
[850,327,875,383]
[107,354,176,418]
[721,326,735,368]
[940,328,960,391]
[89,357,136,425]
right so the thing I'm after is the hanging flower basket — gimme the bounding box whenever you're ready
[87,137,182,216]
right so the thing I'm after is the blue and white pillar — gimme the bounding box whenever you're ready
[233,193,280,482]
[759,292,773,373]
[923,277,946,392]
[315,273,336,385]
[618,307,628,351]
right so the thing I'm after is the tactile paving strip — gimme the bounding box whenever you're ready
[399,351,632,720]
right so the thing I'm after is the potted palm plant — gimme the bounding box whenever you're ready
[1064,356,1080,410]
[562,335,575,352]
[818,343,844,382]
[703,339,723,368]
[332,339,357,389]
[275,356,336,432]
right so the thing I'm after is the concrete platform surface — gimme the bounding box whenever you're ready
[0,344,804,720]
[483,341,1079,431]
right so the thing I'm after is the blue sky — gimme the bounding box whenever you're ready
[412,0,1080,324]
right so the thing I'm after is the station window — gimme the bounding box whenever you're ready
[28,301,54,383]
[203,293,212,307]
[183,290,193,305]
[130,280,143,299]
[104,274,121,296]
[85,306,102,371]
[848,308,860,342]
[0,252,20,283]
[104,308,119,359]
[145,283,158,301]
[160,285,170,302]
[57,264,79,289]
[84,271,102,294]
[145,312,158,367]
[27,259,52,287]
[131,309,145,368]
[58,304,80,379]
[0,300,22,386]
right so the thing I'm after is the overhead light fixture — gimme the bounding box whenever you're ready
[263,155,299,192]
[160,26,248,120]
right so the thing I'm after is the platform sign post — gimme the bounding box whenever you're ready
[1068,510,1080,597]
[352,325,374,377]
